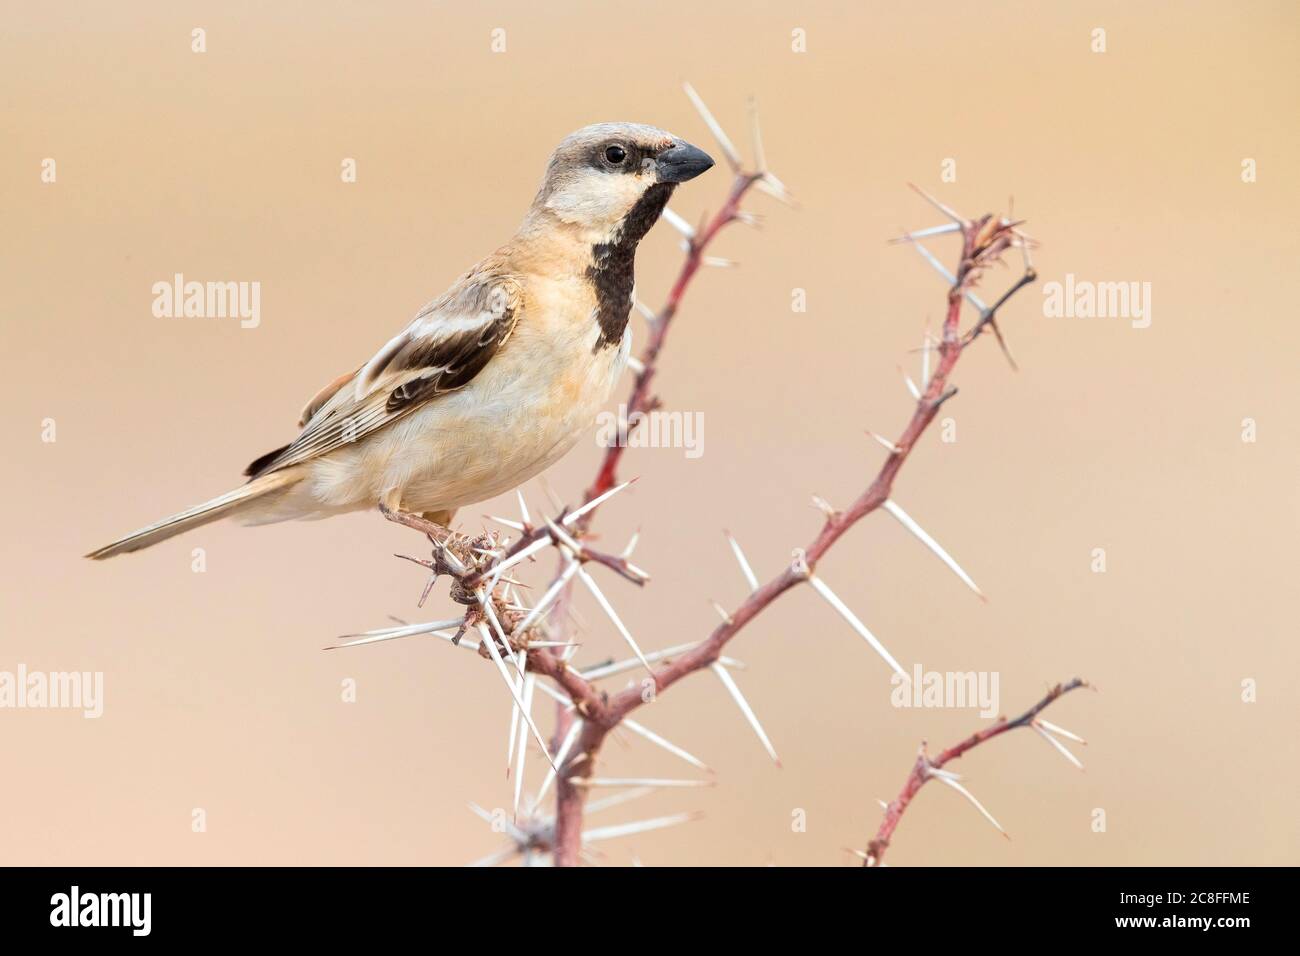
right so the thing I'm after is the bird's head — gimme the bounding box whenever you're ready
[530,122,714,244]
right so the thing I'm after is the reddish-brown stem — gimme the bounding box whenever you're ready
[541,200,1037,864]
[864,678,1089,866]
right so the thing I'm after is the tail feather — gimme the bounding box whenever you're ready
[86,472,300,560]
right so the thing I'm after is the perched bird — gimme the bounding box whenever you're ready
[88,123,713,559]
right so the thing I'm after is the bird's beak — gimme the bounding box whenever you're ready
[656,140,715,184]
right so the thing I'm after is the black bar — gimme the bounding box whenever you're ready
[0,866,1278,942]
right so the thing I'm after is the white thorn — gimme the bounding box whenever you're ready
[910,241,988,312]
[894,222,963,242]
[513,673,537,816]
[568,776,714,789]
[574,564,653,674]
[514,559,581,635]
[1020,232,1036,271]
[876,798,890,810]
[900,366,921,400]
[913,239,956,284]
[487,536,551,587]
[535,719,583,805]
[683,81,742,172]
[661,206,696,239]
[563,479,635,527]
[634,298,657,323]
[506,649,522,773]
[583,812,702,843]
[620,529,641,559]
[725,531,760,593]
[516,491,532,526]
[710,600,733,625]
[626,355,646,376]
[881,498,984,600]
[807,575,907,678]
[564,481,634,528]
[1036,718,1087,745]
[622,717,711,772]
[546,518,581,557]
[474,615,556,772]
[328,618,464,649]
[754,172,796,207]
[866,431,900,454]
[1033,724,1085,771]
[711,662,780,766]
[702,256,737,268]
[928,769,1008,838]
[908,182,968,226]
[484,515,525,531]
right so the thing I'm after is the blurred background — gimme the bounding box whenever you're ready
[2,0,1297,865]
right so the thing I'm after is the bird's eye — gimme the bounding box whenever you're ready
[604,145,627,165]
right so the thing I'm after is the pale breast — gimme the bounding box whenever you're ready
[302,274,630,515]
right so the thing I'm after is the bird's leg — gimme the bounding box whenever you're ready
[377,499,454,539]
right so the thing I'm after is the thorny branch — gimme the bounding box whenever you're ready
[337,86,1077,867]
[861,679,1090,867]
[551,185,1041,862]
[541,180,1043,863]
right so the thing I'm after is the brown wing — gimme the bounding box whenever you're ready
[244,269,521,479]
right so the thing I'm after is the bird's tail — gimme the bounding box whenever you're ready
[86,471,301,560]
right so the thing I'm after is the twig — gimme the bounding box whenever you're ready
[863,679,1090,866]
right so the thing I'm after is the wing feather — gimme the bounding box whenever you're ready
[244,268,521,479]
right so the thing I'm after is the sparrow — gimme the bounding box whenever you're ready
[88,123,714,559]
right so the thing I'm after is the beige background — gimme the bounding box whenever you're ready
[2,1,1297,866]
